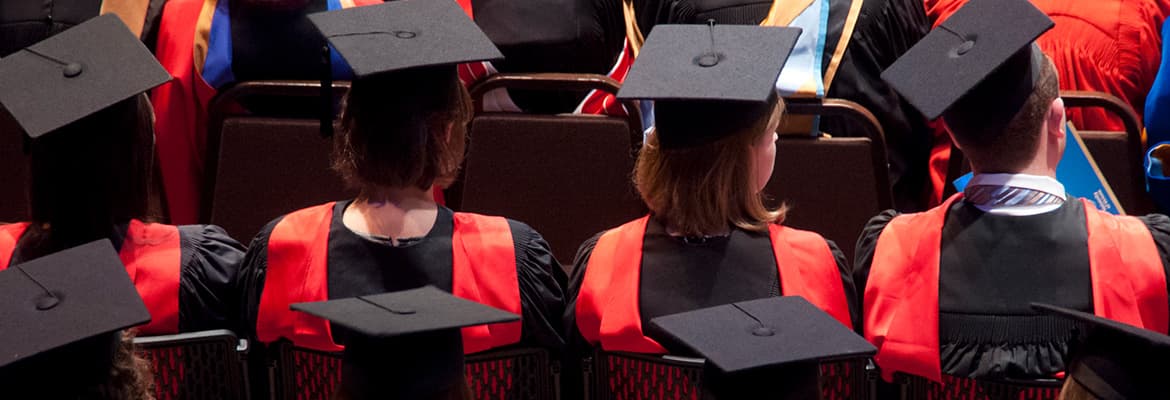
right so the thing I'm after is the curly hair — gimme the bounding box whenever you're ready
[0,330,155,400]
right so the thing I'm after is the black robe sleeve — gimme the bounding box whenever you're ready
[852,209,901,333]
[505,220,570,353]
[1137,213,1170,311]
[177,224,247,333]
[561,231,604,400]
[824,238,862,330]
[236,217,282,340]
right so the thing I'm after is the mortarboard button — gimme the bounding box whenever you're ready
[62,63,83,77]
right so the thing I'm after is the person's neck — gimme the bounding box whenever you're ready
[971,158,1056,179]
[342,186,438,241]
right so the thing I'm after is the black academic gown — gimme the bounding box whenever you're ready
[853,200,1170,380]
[633,0,932,211]
[10,223,245,333]
[560,217,856,399]
[237,202,568,399]
[237,201,568,350]
[471,0,626,113]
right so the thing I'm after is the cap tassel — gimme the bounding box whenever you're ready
[16,266,61,310]
[696,20,721,68]
[321,45,334,138]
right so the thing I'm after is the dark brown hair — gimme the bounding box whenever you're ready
[945,55,1060,172]
[1,330,155,400]
[332,66,472,195]
[634,97,786,236]
[17,93,154,263]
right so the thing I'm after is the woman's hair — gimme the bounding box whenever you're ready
[634,97,786,236]
[100,331,157,400]
[332,66,472,195]
[18,93,154,262]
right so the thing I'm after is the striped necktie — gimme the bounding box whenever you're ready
[964,185,1065,208]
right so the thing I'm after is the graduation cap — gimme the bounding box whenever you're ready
[881,0,1054,127]
[617,23,800,149]
[0,13,171,139]
[0,240,151,394]
[308,0,502,78]
[647,296,875,399]
[1032,303,1170,399]
[307,0,502,136]
[291,286,519,399]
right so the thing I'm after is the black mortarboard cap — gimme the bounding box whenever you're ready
[307,0,503,79]
[881,0,1053,121]
[1032,303,1170,400]
[0,14,172,139]
[0,240,150,369]
[617,24,799,149]
[647,296,875,399]
[291,286,519,399]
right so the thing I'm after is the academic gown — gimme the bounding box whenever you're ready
[0,0,100,57]
[236,201,568,350]
[471,0,626,114]
[628,0,932,211]
[853,200,1170,380]
[564,216,858,356]
[8,223,245,333]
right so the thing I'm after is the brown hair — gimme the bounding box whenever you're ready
[634,98,786,236]
[17,93,155,264]
[0,330,155,399]
[945,54,1060,172]
[332,66,471,195]
[101,331,157,400]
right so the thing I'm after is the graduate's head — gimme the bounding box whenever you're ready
[943,51,1064,174]
[27,94,155,233]
[0,241,156,400]
[880,0,1063,175]
[334,65,472,194]
[636,95,786,236]
[290,286,517,400]
[311,0,503,196]
[616,24,801,236]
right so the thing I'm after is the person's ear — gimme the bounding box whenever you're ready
[1047,97,1066,141]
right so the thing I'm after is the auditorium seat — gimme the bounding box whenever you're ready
[945,91,1153,215]
[453,73,647,265]
[202,80,354,241]
[0,107,30,223]
[764,98,894,260]
[900,374,1061,400]
[268,342,558,400]
[583,350,871,400]
[1062,91,1153,215]
[133,329,250,400]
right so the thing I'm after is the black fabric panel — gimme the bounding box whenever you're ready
[177,224,246,333]
[229,0,329,82]
[0,0,100,57]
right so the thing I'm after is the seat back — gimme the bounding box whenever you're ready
[203,81,354,240]
[270,342,558,400]
[0,108,29,223]
[457,74,646,263]
[944,91,1151,214]
[900,374,1061,400]
[584,350,871,400]
[133,329,249,400]
[765,99,893,259]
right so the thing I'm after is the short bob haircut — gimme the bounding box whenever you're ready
[332,65,472,194]
[634,96,786,237]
